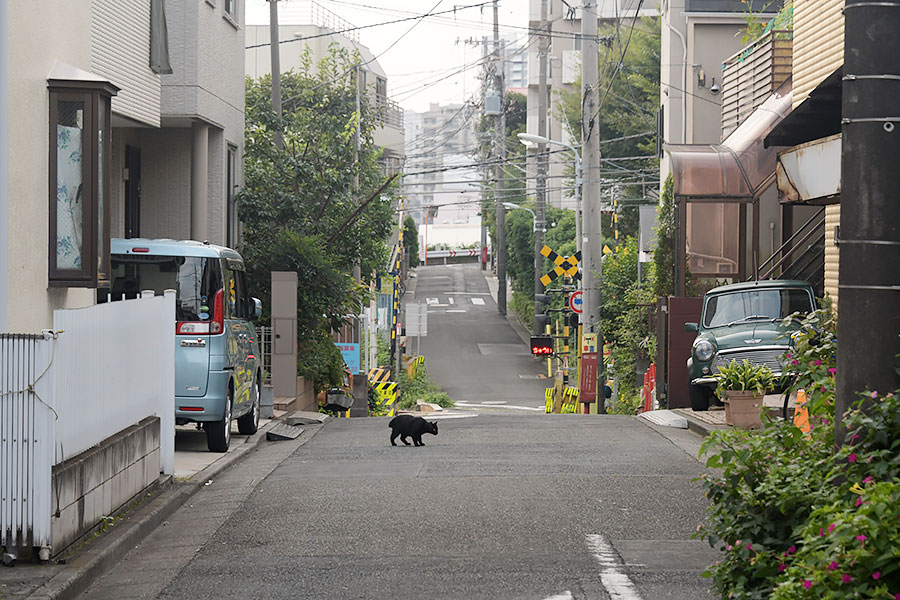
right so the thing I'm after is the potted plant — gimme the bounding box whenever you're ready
[714,359,775,429]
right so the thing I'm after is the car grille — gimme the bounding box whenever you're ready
[713,349,787,373]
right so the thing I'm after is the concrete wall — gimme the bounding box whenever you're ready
[6,1,95,332]
[1,0,8,331]
[51,417,160,556]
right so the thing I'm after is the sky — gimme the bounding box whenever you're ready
[244,0,530,113]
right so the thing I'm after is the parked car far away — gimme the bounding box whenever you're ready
[105,239,263,452]
[685,279,817,411]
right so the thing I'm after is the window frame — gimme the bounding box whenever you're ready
[48,80,115,288]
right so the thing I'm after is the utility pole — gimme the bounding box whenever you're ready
[268,0,283,150]
[835,0,900,440]
[493,0,507,315]
[480,36,489,271]
[350,65,368,417]
[581,0,604,412]
[534,0,549,332]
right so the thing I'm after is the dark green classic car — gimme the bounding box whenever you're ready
[685,280,817,411]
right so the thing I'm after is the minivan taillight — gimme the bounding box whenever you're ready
[176,290,225,336]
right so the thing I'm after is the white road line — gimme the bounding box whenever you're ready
[455,402,544,412]
[585,534,643,600]
[471,297,485,305]
[446,309,467,313]
[426,298,439,305]
[542,593,573,600]
[448,297,455,304]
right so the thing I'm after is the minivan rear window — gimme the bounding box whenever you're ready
[108,255,223,322]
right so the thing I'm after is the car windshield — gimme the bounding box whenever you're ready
[109,255,223,322]
[703,288,813,328]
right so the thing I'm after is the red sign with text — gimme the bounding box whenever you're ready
[580,352,598,403]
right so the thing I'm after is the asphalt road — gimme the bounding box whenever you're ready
[80,264,718,600]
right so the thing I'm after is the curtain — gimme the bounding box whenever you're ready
[150,0,173,75]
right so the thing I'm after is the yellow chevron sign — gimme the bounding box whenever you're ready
[540,246,582,286]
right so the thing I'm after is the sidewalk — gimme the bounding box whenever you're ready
[1,416,308,600]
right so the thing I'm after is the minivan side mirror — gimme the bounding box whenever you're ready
[685,322,698,333]
[252,298,262,319]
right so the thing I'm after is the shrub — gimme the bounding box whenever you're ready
[397,364,453,410]
[697,389,900,599]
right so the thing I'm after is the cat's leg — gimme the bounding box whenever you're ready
[413,435,423,446]
[400,434,411,446]
[390,429,399,446]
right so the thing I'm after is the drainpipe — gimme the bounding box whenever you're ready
[190,122,209,242]
[0,0,8,331]
[663,0,688,143]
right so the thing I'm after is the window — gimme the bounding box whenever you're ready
[48,79,116,287]
[226,145,238,247]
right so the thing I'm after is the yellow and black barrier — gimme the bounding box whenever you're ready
[545,386,580,414]
[372,381,398,417]
[407,356,425,378]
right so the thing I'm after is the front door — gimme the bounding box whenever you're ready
[125,145,141,238]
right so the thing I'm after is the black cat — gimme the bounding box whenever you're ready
[389,414,438,447]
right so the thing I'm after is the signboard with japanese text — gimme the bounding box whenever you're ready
[335,342,360,375]
[580,352,598,403]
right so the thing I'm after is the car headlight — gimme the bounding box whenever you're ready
[694,339,715,362]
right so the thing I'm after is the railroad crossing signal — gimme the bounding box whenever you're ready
[540,246,582,286]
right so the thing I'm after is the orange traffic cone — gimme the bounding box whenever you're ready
[793,388,810,433]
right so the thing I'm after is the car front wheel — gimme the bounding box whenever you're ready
[206,388,233,452]
[689,384,713,412]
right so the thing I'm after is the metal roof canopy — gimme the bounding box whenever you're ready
[765,67,842,148]
[665,78,793,202]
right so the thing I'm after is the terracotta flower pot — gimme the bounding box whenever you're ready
[723,399,732,425]
[725,390,764,429]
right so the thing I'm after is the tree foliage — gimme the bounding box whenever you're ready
[238,46,398,389]
[403,216,420,268]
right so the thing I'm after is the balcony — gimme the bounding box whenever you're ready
[721,30,792,139]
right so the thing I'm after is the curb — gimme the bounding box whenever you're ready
[675,409,729,438]
[28,420,279,600]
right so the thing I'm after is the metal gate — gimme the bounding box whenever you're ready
[0,333,54,554]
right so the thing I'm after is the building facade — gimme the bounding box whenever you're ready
[2,0,246,332]
[245,7,405,174]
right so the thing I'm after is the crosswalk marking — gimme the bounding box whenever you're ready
[471,297,485,306]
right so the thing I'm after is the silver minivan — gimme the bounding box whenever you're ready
[107,239,262,452]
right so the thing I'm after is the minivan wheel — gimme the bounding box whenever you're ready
[206,389,233,452]
[689,384,713,412]
[237,377,260,435]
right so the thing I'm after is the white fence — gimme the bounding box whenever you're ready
[1,333,55,551]
[1,293,174,554]
[52,291,175,473]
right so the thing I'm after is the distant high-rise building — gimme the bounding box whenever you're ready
[403,103,479,227]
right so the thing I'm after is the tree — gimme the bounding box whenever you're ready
[238,46,398,389]
[403,216,420,268]
[555,16,661,245]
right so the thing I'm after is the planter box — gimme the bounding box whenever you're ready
[726,390,764,429]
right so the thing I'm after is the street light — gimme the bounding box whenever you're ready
[517,132,583,259]
[502,202,543,233]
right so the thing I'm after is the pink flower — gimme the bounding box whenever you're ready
[726,544,732,551]
[821,385,827,392]
[828,561,839,571]
[873,572,881,580]
[813,359,822,366]
[778,563,786,573]
[871,390,879,398]
[842,574,852,584]
[848,453,858,463]
[828,367,837,375]
[819,528,825,537]
[746,542,752,550]
[863,476,874,484]
[788,545,796,554]
[785,352,792,359]
[792,359,799,366]
[803,580,812,590]
[856,495,863,507]
[828,523,836,534]
[856,535,867,542]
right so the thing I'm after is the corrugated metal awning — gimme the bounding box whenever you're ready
[765,67,842,148]
[664,78,793,201]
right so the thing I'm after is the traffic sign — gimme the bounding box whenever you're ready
[569,290,583,314]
